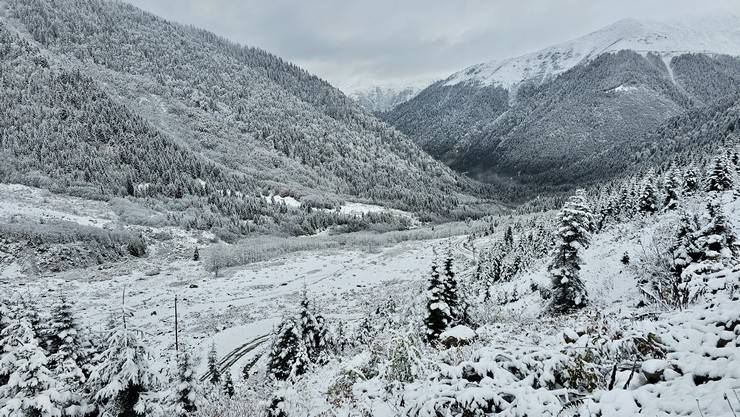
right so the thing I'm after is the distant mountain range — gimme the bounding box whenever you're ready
[0,0,495,236]
[382,15,740,191]
[349,85,424,112]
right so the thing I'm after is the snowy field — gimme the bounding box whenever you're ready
[0,184,451,376]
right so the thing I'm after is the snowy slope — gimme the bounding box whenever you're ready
[444,14,740,89]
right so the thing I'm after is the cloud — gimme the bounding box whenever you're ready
[124,0,740,91]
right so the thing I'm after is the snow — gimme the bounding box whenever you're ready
[262,194,302,208]
[439,325,476,341]
[338,202,415,221]
[612,84,639,93]
[444,14,740,90]
[0,183,117,227]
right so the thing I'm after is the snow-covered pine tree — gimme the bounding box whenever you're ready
[0,314,67,417]
[503,226,514,247]
[729,149,740,168]
[662,172,680,211]
[168,348,201,416]
[206,342,220,386]
[265,392,289,417]
[706,156,733,192]
[266,318,310,381]
[699,199,736,261]
[354,316,374,347]
[221,371,235,398]
[481,255,502,301]
[638,178,657,214]
[683,168,699,194]
[548,191,592,314]
[424,261,451,342]
[441,253,461,325]
[296,293,330,365]
[45,294,92,415]
[670,212,703,279]
[87,310,163,417]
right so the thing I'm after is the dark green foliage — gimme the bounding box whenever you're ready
[638,179,657,214]
[297,293,331,366]
[222,371,235,398]
[127,235,147,257]
[703,199,736,259]
[172,349,200,416]
[424,262,451,342]
[267,319,309,381]
[266,394,289,417]
[706,157,733,192]
[207,342,220,385]
[549,192,592,314]
[662,173,680,211]
[683,169,699,194]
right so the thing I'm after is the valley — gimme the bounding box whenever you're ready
[1,1,739,417]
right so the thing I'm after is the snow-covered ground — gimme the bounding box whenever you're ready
[0,184,444,377]
[2,184,739,416]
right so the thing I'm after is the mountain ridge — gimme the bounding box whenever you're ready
[444,14,740,91]
[382,15,740,194]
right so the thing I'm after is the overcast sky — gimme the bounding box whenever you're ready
[124,0,740,92]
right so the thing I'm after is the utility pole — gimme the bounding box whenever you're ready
[174,295,179,352]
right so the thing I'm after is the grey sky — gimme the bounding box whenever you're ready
[124,0,740,91]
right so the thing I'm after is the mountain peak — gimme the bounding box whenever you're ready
[444,14,740,89]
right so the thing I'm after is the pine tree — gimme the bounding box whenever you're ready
[354,316,374,347]
[0,315,66,417]
[221,371,235,398]
[424,262,451,342]
[46,295,91,415]
[700,199,736,261]
[548,191,592,314]
[296,293,330,366]
[206,342,220,386]
[503,226,514,247]
[706,157,733,192]
[671,212,703,280]
[169,349,201,417]
[441,253,461,324]
[638,179,657,214]
[266,319,310,381]
[662,173,680,211]
[683,168,698,194]
[87,311,162,417]
[266,393,289,417]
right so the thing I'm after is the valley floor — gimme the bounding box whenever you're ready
[1,184,739,416]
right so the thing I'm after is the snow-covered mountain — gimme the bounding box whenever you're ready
[445,14,740,90]
[383,14,740,193]
[349,85,424,112]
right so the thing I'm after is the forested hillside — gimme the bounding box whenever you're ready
[0,0,493,237]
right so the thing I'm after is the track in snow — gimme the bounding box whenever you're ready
[200,333,270,382]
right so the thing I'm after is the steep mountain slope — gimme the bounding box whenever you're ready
[0,0,493,235]
[349,85,424,112]
[383,15,740,192]
[444,15,740,90]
